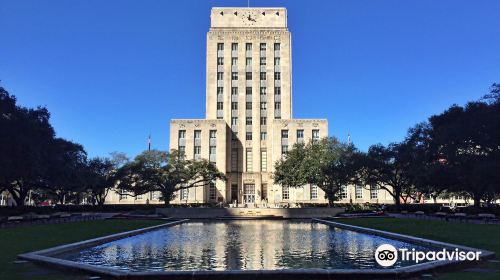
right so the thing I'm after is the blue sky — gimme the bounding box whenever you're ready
[1,0,499,158]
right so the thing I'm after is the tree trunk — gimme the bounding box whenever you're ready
[473,195,481,209]
[394,188,402,211]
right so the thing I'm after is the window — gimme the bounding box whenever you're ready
[260,87,266,95]
[312,130,320,142]
[217,72,223,80]
[281,145,288,157]
[246,43,252,51]
[274,57,280,66]
[231,148,238,171]
[180,188,189,201]
[232,132,238,140]
[178,130,186,139]
[231,57,237,65]
[282,186,289,200]
[261,184,268,200]
[217,43,224,51]
[231,117,238,126]
[246,57,252,65]
[274,43,280,51]
[260,43,266,51]
[260,132,267,140]
[246,72,252,80]
[231,43,238,51]
[275,87,281,95]
[275,102,281,110]
[245,117,252,125]
[260,57,266,65]
[340,186,348,199]
[209,182,217,200]
[246,149,253,172]
[370,185,378,199]
[261,149,267,172]
[217,57,223,65]
[150,191,159,200]
[231,87,237,96]
[297,130,304,140]
[274,72,281,80]
[355,186,363,199]
[260,72,266,80]
[246,102,252,110]
[260,102,267,110]
[217,87,223,95]
[209,130,216,139]
[260,117,267,125]
[209,146,216,162]
[178,146,186,158]
[246,132,252,140]
[231,72,238,80]
[217,102,223,110]
[310,185,318,199]
[231,102,238,110]
[246,87,252,95]
[194,146,201,157]
[194,130,201,139]
[281,130,288,139]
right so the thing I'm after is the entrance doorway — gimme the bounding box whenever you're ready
[243,184,255,204]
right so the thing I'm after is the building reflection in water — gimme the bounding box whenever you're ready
[61,220,432,272]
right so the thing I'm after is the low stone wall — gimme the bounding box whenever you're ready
[155,207,343,218]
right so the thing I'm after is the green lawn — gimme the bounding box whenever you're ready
[0,219,165,280]
[336,218,500,280]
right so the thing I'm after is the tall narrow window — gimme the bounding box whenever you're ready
[260,117,267,125]
[217,72,223,80]
[282,186,289,200]
[260,57,266,65]
[260,132,267,140]
[246,132,252,140]
[246,87,252,95]
[310,185,318,199]
[274,72,281,80]
[260,87,266,95]
[217,57,224,65]
[231,117,238,126]
[231,43,238,51]
[260,102,267,110]
[261,184,268,200]
[261,149,267,172]
[340,186,348,199]
[231,102,238,110]
[260,72,266,80]
[217,43,224,51]
[231,72,238,80]
[370,185,378,199]
[312,130,320,142]
[297,130,304,140]
[231,148,238,171]
[209,182,217,200]
[274,43,280,51]
[178,130,186,140]
[217,87,223,95]
[274,57,280,66]
[246,57,252,65]
[246,72,252,80]
[281,130,288,139]
[246,117,252,125]
[246,43,252,51]
[275,102,281,110]
[275,87,281,95]
[246,149,253,172]
[231,57,237,65]
[281,145,288,158]
[260,43,266,51]
[246,102,252,110]
[355,185,363,199]
[231,87,237,96]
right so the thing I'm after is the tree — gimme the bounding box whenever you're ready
[359,143,415,210]
[0,87,56,206]
[84,157,115,205]
[274,137,361,206]
[43,138,88,204]
[116,149,226,206]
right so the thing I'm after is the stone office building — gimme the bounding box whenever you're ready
[105,7,395,206]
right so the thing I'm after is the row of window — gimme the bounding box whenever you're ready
[217,72,281,81]
[178,130,217,161]
[217,42,280,52]
[339,185,380,200]
[217,57,281,66]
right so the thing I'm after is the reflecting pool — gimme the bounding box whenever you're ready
[60,220,434,271]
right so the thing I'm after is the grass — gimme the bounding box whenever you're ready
[336,218,500,280]
[0,219,165,280]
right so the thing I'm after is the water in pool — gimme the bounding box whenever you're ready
[60,220,433,271]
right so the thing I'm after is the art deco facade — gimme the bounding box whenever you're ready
[105,7,394,206]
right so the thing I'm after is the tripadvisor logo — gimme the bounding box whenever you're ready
[375,244,482,267]
[375,244,398,267]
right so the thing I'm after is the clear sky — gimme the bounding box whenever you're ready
[1,0,499,158]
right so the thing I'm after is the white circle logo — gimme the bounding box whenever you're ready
[375,244,398,267]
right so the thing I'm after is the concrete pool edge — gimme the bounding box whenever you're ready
[314,218,496,276]
[16,218,496,279]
